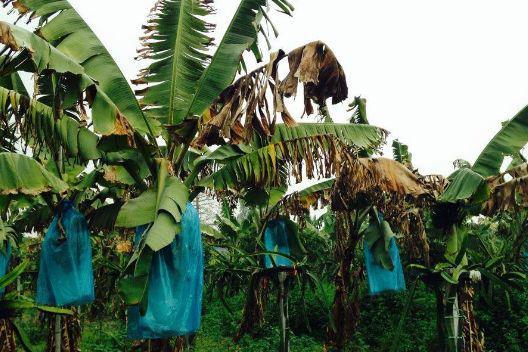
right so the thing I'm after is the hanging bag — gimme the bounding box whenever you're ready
[128,203,204,339]
[263,217,306,269]
[364,237,406,295]
[36,201,94,306]
[264,219,293,268]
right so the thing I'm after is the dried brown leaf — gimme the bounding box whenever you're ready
[0,21,19,51]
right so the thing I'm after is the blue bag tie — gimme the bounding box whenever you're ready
[264,219,293,269]
[364,237,406,295]
[36,201,95,306]
[128,202,204,339]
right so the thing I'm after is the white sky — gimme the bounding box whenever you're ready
[3,0,528,176]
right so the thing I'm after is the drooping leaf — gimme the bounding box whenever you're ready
[362,209,396,270]
[202,144,248,163]
[279,41,348,108]
[0,153,68,195]
[440,168,488,203]
[472,104,528,177]
[0,260,28,289]
[282,216,307,259]
[115,190,157,228]
[198,135,339,190]
[199,123,386,191]
[332,157,429,211]
[117,274,149,306]
[0,72,28,95]
[0,86,101,160]
[271,123,386,150]
[3,1,157,135]
[482,163,528,215]
[201,223,223,239]
[196,41,351,146]
[0,21,144,138]
[118,232,154,306]
[0,21,84,75]
[280,178,334,215]
[348,96,369,124]
[116,159,189,251]
[35,305,72,315]
[294,179,335,199]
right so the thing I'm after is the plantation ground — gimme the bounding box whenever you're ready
[17,282,528,351]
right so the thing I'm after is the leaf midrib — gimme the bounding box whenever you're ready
[168,0,189,125]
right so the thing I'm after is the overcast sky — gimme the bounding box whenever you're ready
[3,0,528,176]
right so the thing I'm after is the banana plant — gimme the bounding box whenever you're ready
[206,199,325,352]
[403,101,528,352]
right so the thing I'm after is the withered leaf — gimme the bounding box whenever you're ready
[0,21,19,51]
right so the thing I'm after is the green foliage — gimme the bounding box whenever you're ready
[440,167,488,204]
[348,96,369,124]
[4,0,156,135]
[0,86,101,161]
[116,159,189,251]
[0,152,68,196]
[270,123,385,149]
[362,209,396,270]
[182,0,277,120]
[0,19,143,137]
[0,21,84,75]
[476,290,528,352]
[392,139,412,166]
[473,104,528,177]
[350,284,437,352]
[138,0,213,126]
[199,123,385,191]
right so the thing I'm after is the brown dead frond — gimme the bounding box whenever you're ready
[280,41,348,109]
[421,174,448,198]
[331,156,435,237]
[0,21,19,51]
[481,163,528,215]
[194,41,348,146]
[331,157,429,211]
[483,175,528,215]
[235,273,270,342]
[399,208,430,267]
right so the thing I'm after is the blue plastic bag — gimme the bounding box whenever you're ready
[364,237,406,295]
[36,201,94,306]
[128,203,204,339]
[0,243,11,297]
[264,219,293,269]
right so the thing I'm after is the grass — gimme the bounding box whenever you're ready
[14,282,528,351]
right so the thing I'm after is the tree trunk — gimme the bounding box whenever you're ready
[434,286,448,352]
[325,212,362,351]
[458,282,484,352]
[235,272,270,341]
[0,318,16,352]
[55,315,61,352]
[46,310,81,352]
[278,271,289,352]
